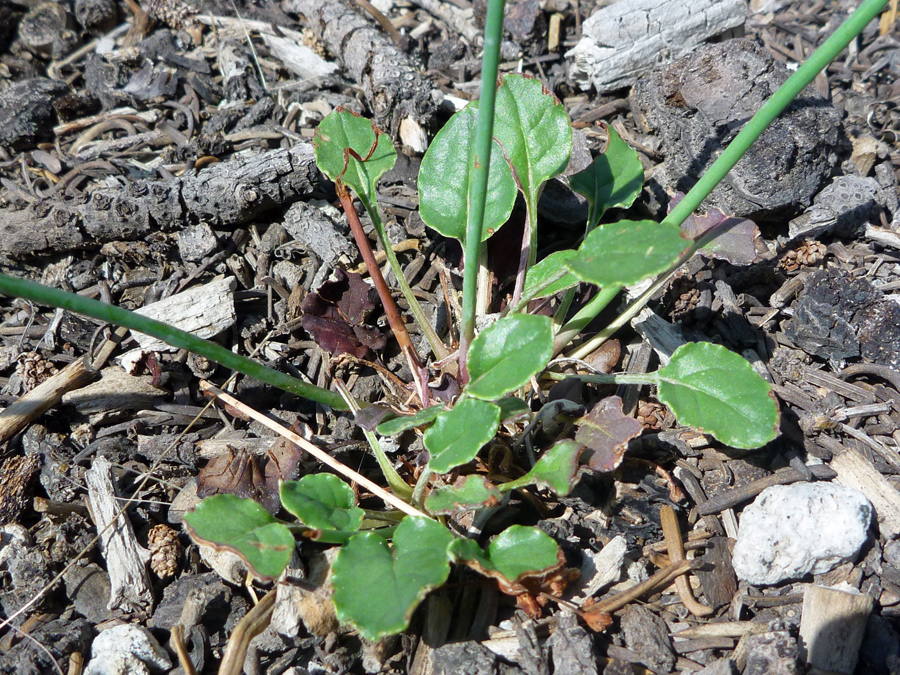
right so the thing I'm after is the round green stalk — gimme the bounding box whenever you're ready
[0,273,349,410]
[459,0,506,377]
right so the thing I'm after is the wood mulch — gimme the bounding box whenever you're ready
[0,0,899,673]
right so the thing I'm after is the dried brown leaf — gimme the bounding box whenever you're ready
[575,395,642,473]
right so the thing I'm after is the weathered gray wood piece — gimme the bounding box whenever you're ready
[131,276,236,352]
[548,613,599,675]
[621,604,676,673]
[62,366,168,417]
[799,584,873,674]
[0,143,320,258]
[566,0,746,93]
[85,456,154,613]
[0,77,69,148]
[282,0,437,152]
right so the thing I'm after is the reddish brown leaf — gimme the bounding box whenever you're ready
[299,269,387,358]
[580,606,614,632]
[197,438,303,515]
[672,193,761,265]
[575,395,643,473]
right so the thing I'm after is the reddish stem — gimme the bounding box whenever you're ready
[335,182,429,405]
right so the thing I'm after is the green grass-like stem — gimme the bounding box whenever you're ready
[335,381,414,501]
[0,272,349,410]
[459,0,506,376]
[553,285,620,355]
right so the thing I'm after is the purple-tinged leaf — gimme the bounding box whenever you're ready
[299,269,387,358]
[575,396,643,472]
[672,194,761,265]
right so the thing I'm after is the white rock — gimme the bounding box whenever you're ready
[732,483,872,585]
[86,624,172,675]
[85,653,150,675]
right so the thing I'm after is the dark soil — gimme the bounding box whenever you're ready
[0,0,899,673]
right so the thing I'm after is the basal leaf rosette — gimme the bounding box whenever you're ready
[331,517,454,640]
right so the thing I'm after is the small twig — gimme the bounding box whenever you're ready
[353,0,405,47]
[122,0,154,48]
[660,506,714,617]
[627,458,686,503]
[48,160,118,194]
[839,362,900,392]
[349,239,421,275]
[170,625,198,675]
[68,120,138,157]
[227,0,268,91]
[696,464,838,516]
[201,382,428,518]
[66,651,84,675]
[335,381,413,502]
[217,588,277,675]
[581,557,700,614]
[48,21,131,79]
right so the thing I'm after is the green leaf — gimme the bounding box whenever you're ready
[450,525,562,592]
[183,494,294,581]
[482,526,561,580]
[424,475,502,515]
[313,109,396,210]
[570,124,643,227]
[496,396,532,423]
[466,314,553,400]
[656,342,780,449]
[498,439,582,496]
[376,405,444,436]
[419,104,517,242]
[523,250,580,300]
[280,474,364,531]
[425,398,500,473]
[565,220,689,287]
[331,516,454,640]
[493,74,572,203]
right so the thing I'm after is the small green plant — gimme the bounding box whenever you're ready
[0,0,887,645]
[182,71,787,639]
